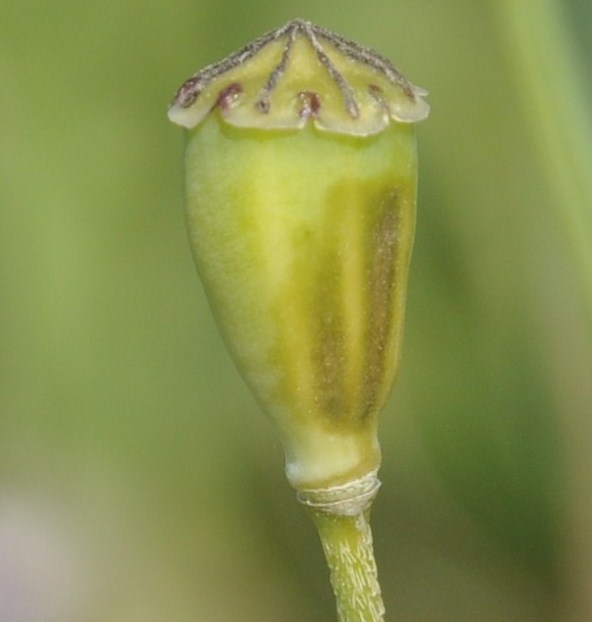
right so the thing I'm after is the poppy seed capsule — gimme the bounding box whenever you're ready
[169,20,428,496]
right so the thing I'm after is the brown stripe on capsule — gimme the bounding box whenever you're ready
[362,189,400,418]
[311,246,346,420]
[306,181,405,427]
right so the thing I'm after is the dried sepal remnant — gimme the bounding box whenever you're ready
[168,19,429,136]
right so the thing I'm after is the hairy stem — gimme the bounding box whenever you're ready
[309,507,385,622]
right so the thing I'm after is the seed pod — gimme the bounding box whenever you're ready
[169,19,428,494]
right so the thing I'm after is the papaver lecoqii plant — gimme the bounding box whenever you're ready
[168,19,428,621]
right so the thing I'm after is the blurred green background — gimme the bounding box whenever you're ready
[2,1,592,620]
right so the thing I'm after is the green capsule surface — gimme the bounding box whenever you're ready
[170,19,427,490]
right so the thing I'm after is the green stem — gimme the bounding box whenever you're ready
[309,507,385,622]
